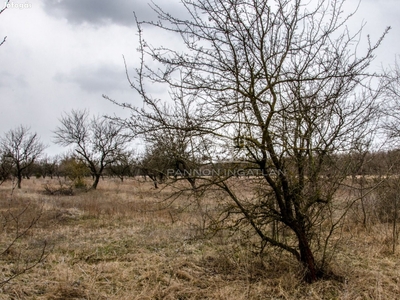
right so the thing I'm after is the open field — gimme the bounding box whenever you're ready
[0,177,399,299]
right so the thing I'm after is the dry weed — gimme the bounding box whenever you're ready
[0,178,398,299]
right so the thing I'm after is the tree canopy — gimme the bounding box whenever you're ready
[108,0,389,282]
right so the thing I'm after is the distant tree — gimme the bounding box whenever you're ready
[139,129,200,189]
[107,94,205,189]
[38,155,59,179]
[54,109,130,189]
[0,150,13,185]
[55,154,88,186]
[107,150,135,182]
[139,144,170,189]
[0,126,46,188]
[62,156,90,188]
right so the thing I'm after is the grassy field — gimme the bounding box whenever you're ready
[0,177,399,299]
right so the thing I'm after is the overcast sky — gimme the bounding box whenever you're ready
[0,0,399,156]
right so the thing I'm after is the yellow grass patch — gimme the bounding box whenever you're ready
[0,177,399,299]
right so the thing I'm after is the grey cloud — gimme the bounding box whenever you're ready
[0,71,28,89]
[55,64,130,94]
[42,0,186,27]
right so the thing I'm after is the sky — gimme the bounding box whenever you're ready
[0,0,399,157]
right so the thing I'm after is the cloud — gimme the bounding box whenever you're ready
[42,0,186,27]
[0,71,28,89]
[54,64,130,94]
[42,0,137,26]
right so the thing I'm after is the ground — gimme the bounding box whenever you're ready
[0,177,399,299]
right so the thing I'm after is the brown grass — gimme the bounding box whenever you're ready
[0,177,399,299]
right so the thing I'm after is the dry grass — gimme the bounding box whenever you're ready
[0,177,399,299]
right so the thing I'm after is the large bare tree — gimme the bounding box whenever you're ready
[110,0,388,282]
[0,126,46,189]
[54,109,130,189]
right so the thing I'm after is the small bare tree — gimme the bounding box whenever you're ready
[38,155,59,179]
[0,196,50,287]
[109,0,389,282]
[107,150,135,182]
[0,126,46,189]
[0,150,13,185]
[139,128,201,189]
[54,109,130,189]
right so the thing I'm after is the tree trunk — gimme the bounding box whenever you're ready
[296,228,319,283]
[17,173,22,189]
[176,159,196,190]
[92,174,101,189]
[393,194,398,254]
[149,175,158,188]
[188,178,196,190]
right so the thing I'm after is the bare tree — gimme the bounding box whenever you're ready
[110,0,388,282]
[37,155,59,179]
[0,126,46,189]
[0,150,13,185]
[54,109,130,190]
[0,197,50,287]
[139,127,201,189]
[107,150,136,182]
